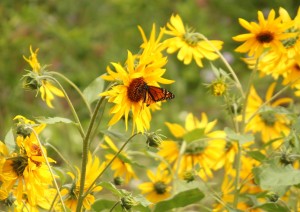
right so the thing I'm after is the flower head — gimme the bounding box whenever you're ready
[244,83,292,146]
[101,25,174,133]
[164,14,223,67]
[23,46,64,108]
[158,113,226,180]
[138,167,172,203]
[61,152,105,211]
[233,9,295,58]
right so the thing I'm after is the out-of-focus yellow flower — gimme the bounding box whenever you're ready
[244,83,292,147]
[138,166,172,204]
[233,9,295,58]
[101,136,137,184]
[61,152,105,211]
[164,14,223,67]
[158,113,226,180]
[100,25,174,133]
[23,46,64,108]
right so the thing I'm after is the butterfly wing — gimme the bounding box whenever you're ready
[143,85,175,106]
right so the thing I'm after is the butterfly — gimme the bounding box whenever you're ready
[142,84,175,106]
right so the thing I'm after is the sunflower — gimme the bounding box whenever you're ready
[158,113,226,180]
[244,83,292,146]
[101,25,174,133]
[101,136,137,184]
[61,152,105,211]
[23,46,64,108]
[164,14,223,67]
[0,127,55,207]
[138,166,172,204]
[233,9,295,58]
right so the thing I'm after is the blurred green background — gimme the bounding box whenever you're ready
[1,0,298,150]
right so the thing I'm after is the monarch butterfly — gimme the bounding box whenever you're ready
[143,84,175,106]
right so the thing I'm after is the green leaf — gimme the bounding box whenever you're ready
[92,199,121,212]
[4,128,15,153]
[246,150,266,162]
[134,194,152,208]
[35,116,74,124]
[83,76,104,104]
[99,182,122,197]
[253,164,300,193]
[183,128,205,143]
[253,202,290,212]
[154,188,204,212]
[225,127,254,145]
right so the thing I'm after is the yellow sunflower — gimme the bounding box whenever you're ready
[0,130,55,206]
[164,14,223,67]
[61,152,105,211]
[101,25,174,133]
[23,46,64,108]
[158,112,226,180]
[138,166,172,204]
[233,9,295,58]
[101,136,137,184]
[244,83,292,146]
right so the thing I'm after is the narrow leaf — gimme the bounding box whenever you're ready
[4,128,15,153]
[35,116,74,124]
[154,188,204,212]
[99,182,122,197]
[253,202,290,212]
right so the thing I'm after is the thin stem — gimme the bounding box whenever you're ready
[49,71,92,116]
[29,127,66,212]
[109,201,121,212]
[83,133,139,199]
[76,97,105,212]
[197,33,245,98]
[45,142,77,174]
[41,75,85,138]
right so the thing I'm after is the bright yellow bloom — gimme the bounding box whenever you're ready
[138,167,172,204]
[101,25,174,133]
[23,46,64,108]
[61,152,105,211]
[158,113,226,180]
[244,83,292,146]
[101,136,137,183]
[164,14,223,67]
[233,9,295,58]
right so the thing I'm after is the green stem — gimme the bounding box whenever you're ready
[49,71,93,116]
[76,97,105,212]
[109,201,121,212]
[197,33,245,98]
[83,133,139,199]
[41,75,85,138]
[29,127,66,212]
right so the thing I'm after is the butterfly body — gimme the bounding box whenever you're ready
[142,84,175,106]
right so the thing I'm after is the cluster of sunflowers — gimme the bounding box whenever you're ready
[1,6,300,212]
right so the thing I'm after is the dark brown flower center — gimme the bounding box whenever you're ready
[127,77,146,102]
[256,31,274,43]
[30,144,43,167]
[295,63,300,71]
[10,156,28,176]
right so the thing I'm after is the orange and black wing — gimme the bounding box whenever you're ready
[143,85,175,106]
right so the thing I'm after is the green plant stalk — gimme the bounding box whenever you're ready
[83,133,139,199]
[109,201,121,212]
[42,75,85,138]
[76,96,105,212]
[29,127,66,212]
[198,33,245,98]
[50,71,93,116]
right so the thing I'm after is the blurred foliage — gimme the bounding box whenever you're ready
[0,0,298,150]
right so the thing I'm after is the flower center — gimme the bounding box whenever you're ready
[127,77,146,102]
[294,63,300,71]
[256,31,274,43]
[30,144,43,167]
[259,110,276,126]
[154,181,167,194]
[11,156,28,176]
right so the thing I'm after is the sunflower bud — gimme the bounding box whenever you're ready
[121,194,138,210]
[145,131,165,148]
[183,170,195,183]
[23,75,41,90]
[114,176,124,186]
[266,191,279,202]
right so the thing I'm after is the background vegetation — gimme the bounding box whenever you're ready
[1,0,298,160]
